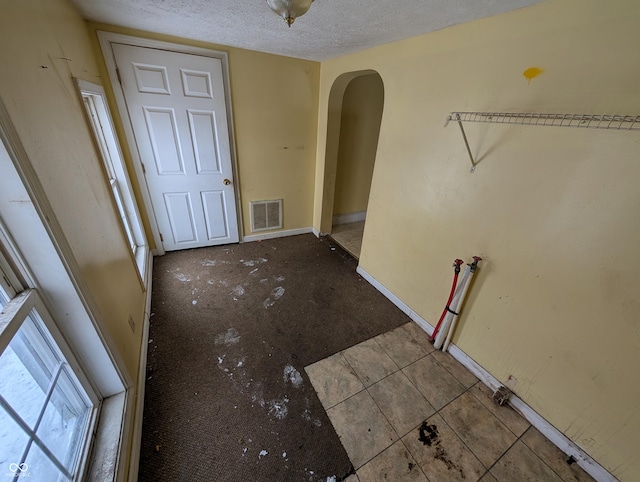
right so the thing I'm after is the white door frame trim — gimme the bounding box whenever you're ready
[97,32,243,255]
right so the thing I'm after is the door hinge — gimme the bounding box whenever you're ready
[141,163,146,174]
[159,233,164,242]
[116,68,122,85]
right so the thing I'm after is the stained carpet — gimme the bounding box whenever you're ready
[138,234,411,481]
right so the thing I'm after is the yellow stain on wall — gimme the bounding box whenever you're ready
[523,66,544,84]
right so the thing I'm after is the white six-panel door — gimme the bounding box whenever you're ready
[112,43,239,251]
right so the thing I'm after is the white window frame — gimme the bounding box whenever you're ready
[75,79,149,285]
[0,97,134,481]
[0,283,100,481]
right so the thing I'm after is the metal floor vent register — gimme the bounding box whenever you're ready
[250,199,283,232]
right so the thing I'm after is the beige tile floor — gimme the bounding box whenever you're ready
[330,221,365,259]
[305,322,595,482]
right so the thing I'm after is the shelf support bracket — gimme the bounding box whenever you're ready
[446,113,476,173]
[445,111,640,173]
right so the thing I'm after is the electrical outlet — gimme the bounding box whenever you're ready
[128,314,136,333]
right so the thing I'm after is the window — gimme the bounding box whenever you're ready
[76,79,148,282]
[1,96,130,481]
[0,252,99,481]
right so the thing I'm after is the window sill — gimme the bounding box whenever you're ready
[87,392,126,482]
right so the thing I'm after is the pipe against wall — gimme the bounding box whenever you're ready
[442,256,482,352]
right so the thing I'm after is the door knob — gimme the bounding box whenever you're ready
[223,178,231,185]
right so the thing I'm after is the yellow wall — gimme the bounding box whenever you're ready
[0,1,319,477]
[333,74,383,217]
[0,0,145,378]
[315,0,640,479]
[87,23,320,239]
[4,0,637,478]
[0,0,148,473]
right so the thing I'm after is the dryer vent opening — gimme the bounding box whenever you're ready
[250,200,283,232]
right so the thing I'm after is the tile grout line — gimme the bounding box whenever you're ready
[465,380,530,439]
[331,345,404,409]
[321,326,552,482]
[321,352,367,411]
[365,332,483,480]
[397,437,433,482]
[424,351,532,471]
[367,361,492,482]
[481,426,570,482]
[339,339,404,472]
[314,326,590,482]
[518,428,574,482]
[397,349,517,481]
[417,357,571,482]
[365,336,432,480]
[460,380,573,480]
[435,378,525,479]
[480,428,522,480]
[426,382,492,481]
[367,334,484,481]
[328,333,432,477]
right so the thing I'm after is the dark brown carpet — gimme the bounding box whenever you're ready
[138,234,410,481]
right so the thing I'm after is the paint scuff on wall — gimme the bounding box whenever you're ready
[522,66,544,84]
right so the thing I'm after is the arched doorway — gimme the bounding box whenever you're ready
[321,71,384,259]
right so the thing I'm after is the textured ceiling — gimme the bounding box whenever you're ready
[71,0,546,61]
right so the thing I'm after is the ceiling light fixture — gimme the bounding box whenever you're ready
[266,0,315,27]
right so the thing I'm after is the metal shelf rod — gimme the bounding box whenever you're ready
[444,112,640,172]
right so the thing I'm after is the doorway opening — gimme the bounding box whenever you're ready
[321,71,384,259]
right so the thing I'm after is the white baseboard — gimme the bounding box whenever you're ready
[449,346,617,482]
[332,211,366,226]
[127,251,154,482]
[356,266,434,337]
[312,227,331,238]
[243,227,313,243]
[356,265,616,482]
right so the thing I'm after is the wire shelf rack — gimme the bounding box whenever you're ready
[444,111,640,172]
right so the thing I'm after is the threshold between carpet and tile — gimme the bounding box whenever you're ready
[305,321,595,482]
[139,234,411,481]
